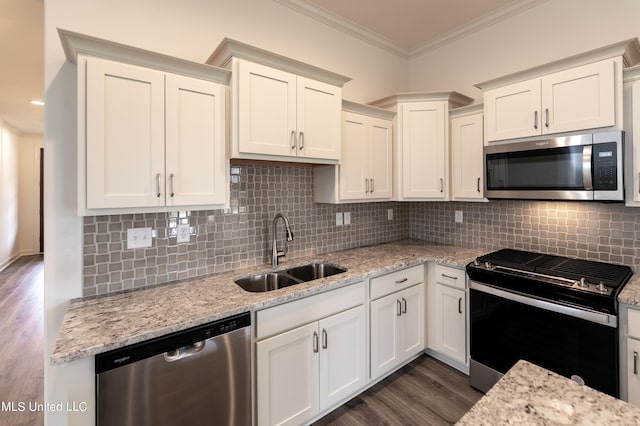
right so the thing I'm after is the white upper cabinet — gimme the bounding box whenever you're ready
[450,104,486,201]
[208,39,351,164]
[60,29,230,215]
[624,65,640,206]
[485,59,617,142]
[313,101,394,203]
[370,92,473,201]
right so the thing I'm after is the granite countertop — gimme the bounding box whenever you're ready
[457,360,640,425]
[51,239,486,365]
[618,274,640,307]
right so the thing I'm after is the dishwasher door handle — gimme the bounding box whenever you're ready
[164,340,206,362]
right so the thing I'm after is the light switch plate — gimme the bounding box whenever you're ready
[344,212,351,225]
[127,227,153,249]
[388,209,394,220]
[455,210,463,223]
[176,224,190,243]
[336,212,343,226]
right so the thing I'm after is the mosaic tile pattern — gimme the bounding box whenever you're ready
[409,200,640,271]
[83,163,410,296]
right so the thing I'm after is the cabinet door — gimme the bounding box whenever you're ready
[369,117,393,200]
[319,305,366,410]
[237,61,297,157]
[165,74,227,207]
[256,322,319,426]
[541,59,615,135]
[85,57,165,208]
[400,102,447,199]
[433,284,466,364]
[297,77,341,160]
[485,79,541,142]
[398,284,425,361]
[628,338,640,407]
[370,292,401,380]
[451,113,484,200]
[339,112,369,200]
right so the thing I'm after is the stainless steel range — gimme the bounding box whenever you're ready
[466,249,633,397]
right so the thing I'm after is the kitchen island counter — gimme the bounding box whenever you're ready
[51,239,485,365]
[457,360,640,425]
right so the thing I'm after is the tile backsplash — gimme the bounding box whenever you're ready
[83,163,640,297]
[82,163,410,296]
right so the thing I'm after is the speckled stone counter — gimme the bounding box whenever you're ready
[457,360,640,425]
[51,239,485,365]
[618,274,640,307]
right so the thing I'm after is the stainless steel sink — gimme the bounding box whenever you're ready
[234,262,347,292]
[286,263,347,282]
[234,272,302,293]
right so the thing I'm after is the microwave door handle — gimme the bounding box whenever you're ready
[582,145,593,190]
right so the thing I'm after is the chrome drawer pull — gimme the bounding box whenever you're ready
[401,298,407,314]
[395,278,408,284]
[441,274,458,280]
[322,329,327,349]
[313,331,319,353]
[458,298,462,314]
[635,351,638,375]
[397,300,402,316]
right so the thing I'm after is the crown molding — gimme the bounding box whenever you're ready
[273,0,548,60]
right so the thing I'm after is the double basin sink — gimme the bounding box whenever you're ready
[235,262,347,292]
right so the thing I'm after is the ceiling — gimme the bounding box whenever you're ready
[0,0,544,135]
[0,0,43,135]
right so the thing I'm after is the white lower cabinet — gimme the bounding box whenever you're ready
[369,265,425,381]
[627,337,640,406]
[427,264,468,370]
[624,307,640,407]
[255,284,366,426]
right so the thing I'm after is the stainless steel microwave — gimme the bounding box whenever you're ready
[484,131,623,201]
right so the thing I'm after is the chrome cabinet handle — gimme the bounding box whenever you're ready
[442,273,458,280]
[545,108,550,128]
[477,177,481,193]
[458,297,463,314]
[401,298,407,314]
[313,331,319,353]
[365,178,369,194]
[395,278,408,284]
[440,178,444,193]
[170,173,175,198]
[534,110,538,130]
[291,130,297,150]
[397,300,402,316]
[638,172,640,194]
[635,351,638,375]
[371,178,375,193]
[156,173,161,198]
[299,131,304,150]
[322,329,327,349]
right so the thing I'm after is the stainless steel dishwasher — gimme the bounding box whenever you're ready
[96,312,251,426]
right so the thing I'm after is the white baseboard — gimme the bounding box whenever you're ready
[0,254,21,273]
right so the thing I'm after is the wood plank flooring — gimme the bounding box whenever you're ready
[314,355,483,426]
[0,256,44,426]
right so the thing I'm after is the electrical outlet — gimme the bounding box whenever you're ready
[388,209,394,220]
[336,212,343,226]
[455,210,463,223]
[127,227,153,249]
[344,212,351,225]
[176,224,190,243]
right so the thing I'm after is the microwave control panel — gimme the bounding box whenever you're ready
[592,142,617,190]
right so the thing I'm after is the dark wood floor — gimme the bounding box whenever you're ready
[0,255,44,426]
[314,355,483,426]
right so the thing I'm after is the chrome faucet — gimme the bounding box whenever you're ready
[272,213,294,267]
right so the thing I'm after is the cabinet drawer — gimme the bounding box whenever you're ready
[256,281,365,340]
[370,265,424,300]
[434,264,466,290]
[629,308,640,339]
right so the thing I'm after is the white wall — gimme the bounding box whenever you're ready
[0,120,20,271]
[19,134,43,256]
[408,0,640,101]
[43,1,408,425]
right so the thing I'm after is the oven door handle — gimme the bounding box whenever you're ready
[470,281,617,328]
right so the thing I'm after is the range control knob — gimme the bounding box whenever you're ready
[485,261,492,269]
[579,278,588,288]
[598,282,607,293]
[473,258,480,267]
